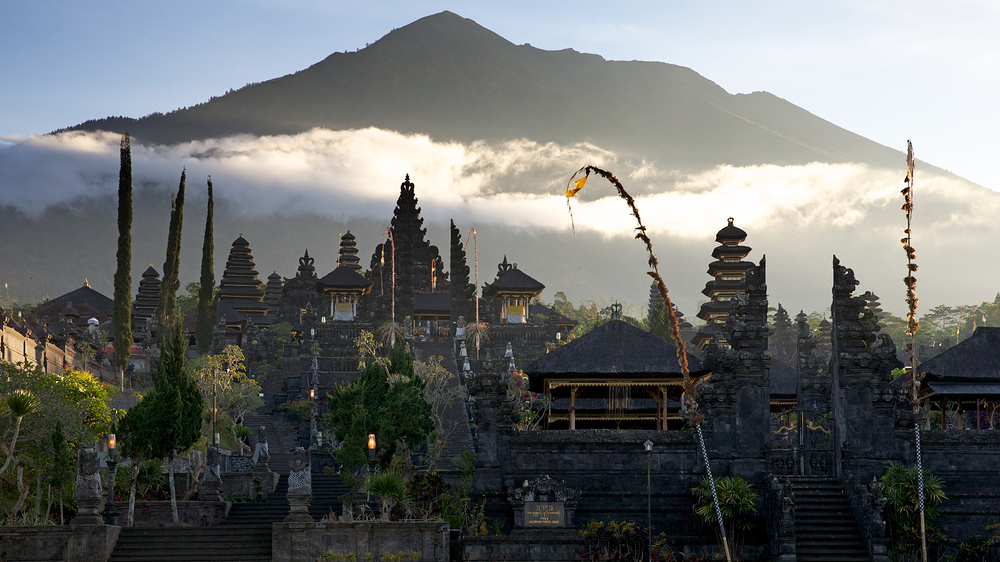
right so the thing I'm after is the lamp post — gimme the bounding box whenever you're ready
[644,439,653,562]
[102,433,119,525]
[368,433,377,473]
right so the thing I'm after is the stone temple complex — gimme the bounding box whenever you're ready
[4,174,1000,562]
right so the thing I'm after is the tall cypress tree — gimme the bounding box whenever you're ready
[195,178,216,354]
[113,133,134,378]
[156,169,186,341]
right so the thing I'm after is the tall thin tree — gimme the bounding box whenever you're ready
[113,133,134,385]
[156,169,186,341]
[195,177,216,354]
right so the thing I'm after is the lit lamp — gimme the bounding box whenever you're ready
[310,387,316,399]
[368,433,377,472]
[102,433,119,525]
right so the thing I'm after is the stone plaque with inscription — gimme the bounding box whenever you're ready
[524,502,565,527]
[508,475,580,529]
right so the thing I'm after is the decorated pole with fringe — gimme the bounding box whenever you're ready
[381,227,396,347]
[901,140,927,562]
[567,166,729,561]
[467,228,481,358]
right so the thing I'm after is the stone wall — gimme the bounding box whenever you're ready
[490,429,721,545]
[0,525,119,562]
[919,430,1000,541]
[272,521,449,562]
[462,530,583,562]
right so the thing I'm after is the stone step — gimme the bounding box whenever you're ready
[109,525,271,562]
[787,478,872,562]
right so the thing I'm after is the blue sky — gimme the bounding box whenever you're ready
[3,0,999,190]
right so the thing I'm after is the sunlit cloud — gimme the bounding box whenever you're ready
[0,128,993,247]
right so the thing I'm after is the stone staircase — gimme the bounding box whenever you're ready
[412,339,475,471]
[108,525,272,562]
[790,477,872,562]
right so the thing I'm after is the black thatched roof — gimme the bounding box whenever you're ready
[33,285,114,319]
[414,293,451,314]
[918,327,1000,383]
[525,320,706,391]
[216,302,247,324]
[769,361,799,397]
[484,268,544,298]
[317,266,374,292]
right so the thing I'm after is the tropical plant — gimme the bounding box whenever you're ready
[691,476,759,558]
[579,519,648,562]
[0,389,40,475]
[364,470,406,521]
[879,461,948,556]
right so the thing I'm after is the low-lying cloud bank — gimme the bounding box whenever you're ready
[2,128,998,316]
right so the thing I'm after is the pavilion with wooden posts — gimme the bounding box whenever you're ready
[524,307,709,430]
[917,326,1000,430]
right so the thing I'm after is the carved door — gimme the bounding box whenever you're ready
[767,409,835,476]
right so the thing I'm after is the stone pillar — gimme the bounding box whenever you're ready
[830,256,907,480]
[285,447,313,522]
[199,446,223,501]
[70,448,104,527]
[701,257,770,476]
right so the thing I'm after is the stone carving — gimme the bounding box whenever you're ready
[507,474,580,503]
[285,447,313,522]
[70,448,104,526]
[508,475,580,528]
[199,446,222,501]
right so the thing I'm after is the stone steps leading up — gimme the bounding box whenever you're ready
[789,477,871,562]
[108,524,271,562]
[413,340,475,473]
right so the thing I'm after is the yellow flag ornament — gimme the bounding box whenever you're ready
[565,167,591,232]
[566,167,589,197]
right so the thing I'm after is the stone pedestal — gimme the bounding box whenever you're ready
[285,447,313,522]
[71,447,105,527]
[71,496,105,527]
[286,491,314,523]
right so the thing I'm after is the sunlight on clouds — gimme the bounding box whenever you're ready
[0,128,992,250]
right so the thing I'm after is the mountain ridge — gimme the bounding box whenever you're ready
[60,11,929,176]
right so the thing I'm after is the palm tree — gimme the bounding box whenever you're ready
[0,389,40,475]
[365,470,406,521]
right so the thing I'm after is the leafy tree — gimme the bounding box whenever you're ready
[196,178,216,354]
[119,326,203,524]
[156,169,186,340]
[0,363,118,517]
[112,132,134,380]
[49,421,72,524]
[414,356,466,471]
[192,345,261,434]
[326,338,432,495]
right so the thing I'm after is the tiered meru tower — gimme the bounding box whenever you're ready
[692,218,754,350]
[218,234,270,325]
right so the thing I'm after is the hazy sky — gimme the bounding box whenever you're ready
[3,1,999,191]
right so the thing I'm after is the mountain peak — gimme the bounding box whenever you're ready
[365,10,514,54]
